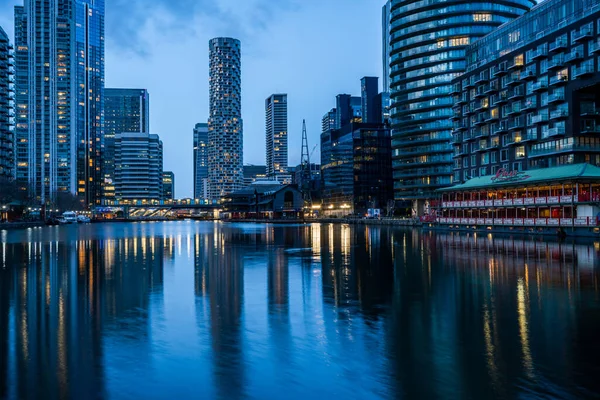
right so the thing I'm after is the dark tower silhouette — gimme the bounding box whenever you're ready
[300,119,312,206]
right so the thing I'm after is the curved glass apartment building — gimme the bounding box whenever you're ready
[389,0,535,210]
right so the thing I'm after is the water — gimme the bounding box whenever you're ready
[0,222,599,400]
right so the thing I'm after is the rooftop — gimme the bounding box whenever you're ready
[438,164,600,192]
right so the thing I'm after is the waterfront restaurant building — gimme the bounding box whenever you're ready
[435,163,600,231]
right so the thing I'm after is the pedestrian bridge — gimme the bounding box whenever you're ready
[94,199,221,220]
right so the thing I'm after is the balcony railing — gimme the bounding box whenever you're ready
[550,75,568,86]
[548,92,565,103]
[550,109,568,120]
[573,28,593,42]
[531,81,548,92]
[574,65,595,78]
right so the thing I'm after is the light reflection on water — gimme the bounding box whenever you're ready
[0,222,599,399]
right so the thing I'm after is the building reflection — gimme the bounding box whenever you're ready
[194,225,245,400]
[387,231,600,399]
[0,234,168,400]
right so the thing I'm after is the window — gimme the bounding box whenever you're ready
[515,146,525,159]
[513,162,522,171]
[491,151,497,163]
[464,157,469,168]
[471,155,477,166]
[480,167,488,176]
[471,168,478,178]
[481,153,489,165]
[501,149,509,162]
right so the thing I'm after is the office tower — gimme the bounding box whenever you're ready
[382,1,391,94]
[104,88,150,202]
[361,77,381,124]
[193,122,209,199]
[335,94,362,128]
[14,1,105,206]
[265,94,289,181]
[452,0,600,183]
[114,133,163,202]
[0,27,14,179]
[162,171,175,200]
[322,109,337,135]
[208,37,243,200]
[389,0,534,214]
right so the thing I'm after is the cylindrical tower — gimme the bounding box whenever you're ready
[389,0,535,210]
[208,37,243,200]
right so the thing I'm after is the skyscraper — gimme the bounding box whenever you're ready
[208,37,243,200]
[265,94,289,181]
[361,77,380,124]
[193,122,209,199]
[104,88,150,202]
[382,2,391,94]
[389,0,534,214]
[0,27,14,179]
[114,133,163,202]
[14,0,105,206]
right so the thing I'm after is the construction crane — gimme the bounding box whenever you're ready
[300,120,314,207]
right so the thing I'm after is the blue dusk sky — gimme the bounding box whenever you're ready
[0,0,383,198]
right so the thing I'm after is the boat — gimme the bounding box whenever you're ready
[59,211,78,224]
[77,215,91,223]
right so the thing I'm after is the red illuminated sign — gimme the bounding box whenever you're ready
[490,168,531,183]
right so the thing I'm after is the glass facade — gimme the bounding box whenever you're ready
[0,27,14,179]
[389,0,534,203]
[452,0,600,183]
[104,88,150,202]
[265,94,288,180]
[193,122,209,200]
[208,37,243,200]
[14,0,105,206]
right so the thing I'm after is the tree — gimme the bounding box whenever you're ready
[53,192,84,212]
[386,199,396,217]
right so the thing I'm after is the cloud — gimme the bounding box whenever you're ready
[107,0,300,56]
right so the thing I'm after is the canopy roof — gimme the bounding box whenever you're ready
[438,164,600,192]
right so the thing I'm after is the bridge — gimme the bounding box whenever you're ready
[94,199,221,220]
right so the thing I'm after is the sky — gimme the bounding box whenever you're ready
[0,0,383,198]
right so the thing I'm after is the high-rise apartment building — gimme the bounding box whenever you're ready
[451,0,600,182]
[193,122,209,199]
[14,1,105,206]
[0,27,14,180]
[208,37,243,200]
[104,88,150,202]
[114,133,163,202]
[162,171,175,201]
[335,95,362,128]
[389,0,534,213]
[265,94,289,181]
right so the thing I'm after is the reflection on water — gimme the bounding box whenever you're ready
[0,222,599,399]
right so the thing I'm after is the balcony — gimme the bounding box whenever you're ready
[565,51,584,63]
[590,40,600,55]
[451,134,462,144]
[508,88,524,100]
[550,75,568,86]
[492,64,507,77]
[506,133,524,146]
[505,105,521,117]
[485,142,501,150]
[549,39,567,53]
[507,73,521,86]
[530,48,547,60]
[474,74,489,85]
[522,100,537,111]
[573,28,593,43]
[451,111,461,121]
[484,82,498,95]
[531,114,549,124]
[475,85,487,98]
[464,78,476,89]
[550,109,568,120]
[452,122,468,132]
[474,129,489,139]
[547,126,566,137]
[548,92,565,104]
[474,102,489,112]
[509,119,524,130]
[474,143,487,152]
[548,57,565,70]
[493,93,509,106]
[449,83,461,95]
[521,68,537,81]
[474,114,489,126]
[508,60,523,70]
[485,113,499,123]
[574,65,595,78]
[581,124,600,134]
[493,124,508,135]
[532,81,548,92]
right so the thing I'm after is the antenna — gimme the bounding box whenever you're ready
[300,119,312,206]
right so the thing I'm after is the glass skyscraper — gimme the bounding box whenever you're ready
[104,88,150,202]
[14,0,105,206]
[389,0,534,212]
[193,122,209,200]
[208,37,243,200]
[0,27,14,180]
[265,94,289,181]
